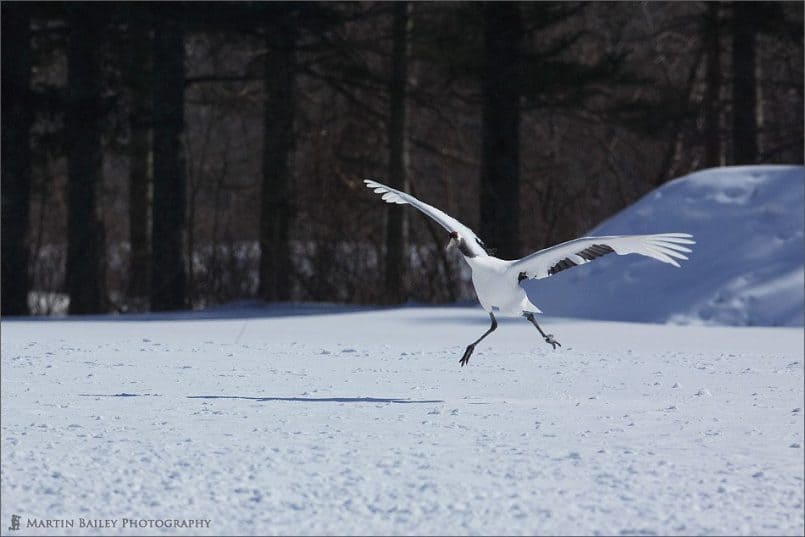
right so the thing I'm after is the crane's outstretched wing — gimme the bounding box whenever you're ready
[509,233,695,280]
[364,179,490,257]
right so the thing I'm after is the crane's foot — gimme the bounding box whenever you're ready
[524,311,562,350]
[459,344,475,367]
[544,334,561,349]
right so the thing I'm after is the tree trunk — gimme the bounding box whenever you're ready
[127,14,152,308]
[66,6,105,314]
[704,3,722,168]
[384,2,410,304]
[731,2,758,164]
[150,17,187,311]
[1,4,33,315]
[480,2,523,260]
[259,23,296,302]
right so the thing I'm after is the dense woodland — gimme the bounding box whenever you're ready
[1,1,803,315]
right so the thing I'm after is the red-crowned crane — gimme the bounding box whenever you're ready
[364,179,695,367]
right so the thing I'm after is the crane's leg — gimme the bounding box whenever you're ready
[524,312,561,349]
[460,312,497,367]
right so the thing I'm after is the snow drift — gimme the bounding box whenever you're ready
[525,165,805,327]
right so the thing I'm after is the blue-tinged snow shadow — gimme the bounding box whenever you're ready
[79,393,161,397]
[188,395,444,404]
[2,300,484,322]
[2,301,387,322]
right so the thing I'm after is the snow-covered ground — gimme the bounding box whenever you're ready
[527,165,804,327]
[2,307,803,536]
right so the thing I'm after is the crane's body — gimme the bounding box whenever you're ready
[364,179,695,366]
[465,255,541,316]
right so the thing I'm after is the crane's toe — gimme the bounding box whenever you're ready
[459,344,475,367]
[544,334,561,349]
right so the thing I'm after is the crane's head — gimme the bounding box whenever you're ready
[447,231,460,252]
[447,231,483,258]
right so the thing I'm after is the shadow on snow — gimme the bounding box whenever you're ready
[2,300,485,323]
[187,395,444,404]
[78,393,160,397]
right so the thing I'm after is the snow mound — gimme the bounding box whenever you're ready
[525,165,804,327]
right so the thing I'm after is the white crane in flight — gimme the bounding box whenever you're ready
[364,179,695,367]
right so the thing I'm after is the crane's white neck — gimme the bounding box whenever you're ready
[448,236,477,258]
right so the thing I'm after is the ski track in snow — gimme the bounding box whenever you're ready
[2,307,803,536]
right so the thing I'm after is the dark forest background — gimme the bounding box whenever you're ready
[1,1,803,316]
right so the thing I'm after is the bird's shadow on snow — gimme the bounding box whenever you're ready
[79,393,159,398]
[187,395,444,404]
